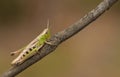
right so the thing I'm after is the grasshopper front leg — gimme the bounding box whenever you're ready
[45,41,53,45]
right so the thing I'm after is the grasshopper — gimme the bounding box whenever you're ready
[11,20,51,65]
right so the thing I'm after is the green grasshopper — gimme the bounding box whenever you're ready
[11,20,51,65]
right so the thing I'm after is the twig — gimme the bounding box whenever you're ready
[1,0,118,77]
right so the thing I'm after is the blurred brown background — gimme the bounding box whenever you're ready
[0,0,120,77]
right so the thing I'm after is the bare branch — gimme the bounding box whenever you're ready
[1,0,118,77]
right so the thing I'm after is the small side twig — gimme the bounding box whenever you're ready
[1,0,118,77]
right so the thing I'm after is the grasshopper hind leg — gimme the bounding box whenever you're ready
[10,47,25,56]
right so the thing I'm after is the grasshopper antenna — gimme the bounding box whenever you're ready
[47,19,50,29]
